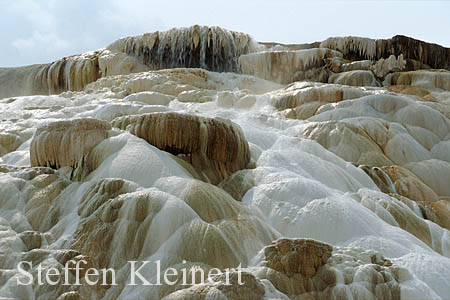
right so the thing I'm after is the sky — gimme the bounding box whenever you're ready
[0,0,449,67]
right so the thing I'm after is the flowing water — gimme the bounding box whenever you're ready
[0,25,450,300]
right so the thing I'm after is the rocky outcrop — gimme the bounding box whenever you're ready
[338,59,373,72]
[388,70,450,90]
[325,55,406,81]
[321,35,450,70]
[0,50,148,98]
[0,25,255,98]
[381,165,440,204]
[427,199,450,230]
[28,52,102,95]
[30,118,111,172]
[274,82,381,120]
[274,82,377,110]
[359,164,441,206]
[258,238,403,300]
[108,25,257,73]
[371,55,406,78]
[239,48,342,84]
[2,27,450,300]
[293,66,331,83]
[359,165,398,195]
[18,231,43,251]
[320,36,378,60]
[377,35,450,70]
[3,32,446,99]
[112,112,250,184]
[264,239,332,278]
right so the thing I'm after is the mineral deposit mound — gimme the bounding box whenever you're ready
[0,25,450,300]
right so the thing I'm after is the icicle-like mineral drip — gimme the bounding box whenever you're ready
[107,25,259,73]
[320,36,377,60]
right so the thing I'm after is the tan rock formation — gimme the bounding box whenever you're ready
[18,231,43,251]
[112,112,250,184]
[388,70,450,91]
[371,55,406,78]
[239,48,342,84]
[376,195,433,248]
[359,165,397,194]
[300,121,394,166]
[293,66,331,83]
[86,67,281,100]
[0,25,256,98]
[381,165,440,204]
[428,199,450,230]
[321,35,450,70]
[359,165,440,205]
[259,239,402,300]
[30,118,111,173]
[0,50,148,98]
[72,187,241,271]
[273,82,381,120]
[320,36,377,60]
[264,238,332,278]
[339,59,373,72]
[109,25,257,73]
[377,35,450,70]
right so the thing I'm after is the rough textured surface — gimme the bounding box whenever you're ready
[0,50,148,98]
[273,81,380,120]
[112,112,250,184]
[371,55,405,78]
[1,27,450,300]
[321,35,450,70]
[109,25,257,73]
[264,238,333,278]
[377,35,450,70]
[259,239,403,300]
[239,48,342,84]
[0,25,256,98]
[30,118,111,172]
[328,70,380,87]
[388,70,450,91]
[361,165,450,231]
[381,165,440,204]
[321,36,378,60]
